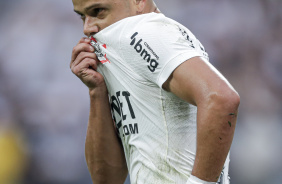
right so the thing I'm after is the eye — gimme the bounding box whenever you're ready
[93,8,105,17]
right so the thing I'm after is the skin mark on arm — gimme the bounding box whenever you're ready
[229,113,238,117]
[228,112,237,127]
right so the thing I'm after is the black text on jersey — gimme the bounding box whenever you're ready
[110,91,138,137]
[130,32,159,72]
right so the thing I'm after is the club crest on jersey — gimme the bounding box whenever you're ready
[90,37,110,64]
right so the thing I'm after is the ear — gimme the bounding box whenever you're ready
[135,0,146,14]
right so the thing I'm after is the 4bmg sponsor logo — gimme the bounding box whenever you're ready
[130,32,159,72]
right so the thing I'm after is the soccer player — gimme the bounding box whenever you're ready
[70,0,240,183]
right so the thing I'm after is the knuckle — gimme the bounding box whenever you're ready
[84,57,92,62]
[72,67,79,75]
[84,57,94,64]
[72,46,77,53]
[76,51,84,59]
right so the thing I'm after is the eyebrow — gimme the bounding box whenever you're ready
[74,10,82,16]
[74,3,105,15]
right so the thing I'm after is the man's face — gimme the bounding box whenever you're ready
[73,0,136,36]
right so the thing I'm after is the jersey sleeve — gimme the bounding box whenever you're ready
[119,15,209,88]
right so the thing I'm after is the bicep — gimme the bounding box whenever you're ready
[162,56,235,106]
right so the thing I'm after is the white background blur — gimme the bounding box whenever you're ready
[0,0,281,184]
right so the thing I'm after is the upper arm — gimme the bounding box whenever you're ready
[162,56,239,106]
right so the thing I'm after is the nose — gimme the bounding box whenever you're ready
[83,16,99,37]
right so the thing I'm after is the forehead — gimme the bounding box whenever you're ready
[72,0,122,8]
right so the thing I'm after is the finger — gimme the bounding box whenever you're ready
[71,51,98,67]
[84,58,98,71]
[72,58,98,76]
[71,43,94,65]
[78,37,91,44]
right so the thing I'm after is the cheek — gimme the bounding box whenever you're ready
[106,14,118,26]
[108,12,127,25]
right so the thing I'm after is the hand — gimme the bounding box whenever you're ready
[70,37,106,90]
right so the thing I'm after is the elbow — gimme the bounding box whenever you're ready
[196,86,240,141]
[222,89,240,110]
[207,87,240,113]
[228,89,240,110]
[206,89,240,136]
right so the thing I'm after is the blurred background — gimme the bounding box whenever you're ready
[0,0,281,184]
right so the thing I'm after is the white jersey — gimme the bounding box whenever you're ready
[91,13,229,184]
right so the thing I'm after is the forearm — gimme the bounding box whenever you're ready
[192,93,240,182]
[85,87,128,184]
